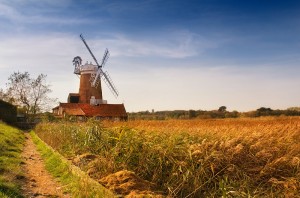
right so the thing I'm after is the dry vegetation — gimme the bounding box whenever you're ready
[35,117,300,197]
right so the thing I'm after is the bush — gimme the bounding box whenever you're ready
[0,100,17,124]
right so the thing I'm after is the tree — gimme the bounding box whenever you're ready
[0,89,5,99]
[287,107,300,112]
[5,71,55,118]
[0,88,13,103]
[218,106,227,112]
[188,110,196,119]
[256,107,273,116]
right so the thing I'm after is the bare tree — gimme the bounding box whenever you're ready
[6,71,56,118]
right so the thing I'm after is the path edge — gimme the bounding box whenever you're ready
[30,131,116,198]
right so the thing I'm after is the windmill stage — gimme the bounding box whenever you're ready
[52,34,127,121]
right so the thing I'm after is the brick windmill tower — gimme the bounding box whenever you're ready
[72,58,103,104]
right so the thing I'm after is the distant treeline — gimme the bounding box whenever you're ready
[128,106,300,120]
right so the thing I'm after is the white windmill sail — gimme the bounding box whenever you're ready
[79,34,119,98]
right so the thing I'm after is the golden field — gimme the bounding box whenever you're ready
[35,117,300,197]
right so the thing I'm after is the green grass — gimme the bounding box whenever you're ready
[0,121,25,198]
[30,131,115,198]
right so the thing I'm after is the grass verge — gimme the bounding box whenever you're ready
[0,122,25,198]
[30,131,115,198]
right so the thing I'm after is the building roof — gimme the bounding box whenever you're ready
[81,104,127,117]
[68,93,80,96]
[64,107,85,116]
[56,103,127,117]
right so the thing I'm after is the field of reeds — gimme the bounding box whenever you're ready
[35,117,300,197]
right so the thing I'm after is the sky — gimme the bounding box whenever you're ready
[0,0,299,112]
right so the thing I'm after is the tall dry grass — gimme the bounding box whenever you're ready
[35,117,300,197]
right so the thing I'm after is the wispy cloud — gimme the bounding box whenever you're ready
[104,0,159,14]
[0,0,89,25]
[0,33,79,71]
[0,2,19,21]
[89,30,219,58]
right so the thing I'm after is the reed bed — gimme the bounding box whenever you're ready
[35,117,300,197]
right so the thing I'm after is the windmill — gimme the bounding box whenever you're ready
[72,34,119,105]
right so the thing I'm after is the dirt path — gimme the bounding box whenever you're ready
[21,133,70,198]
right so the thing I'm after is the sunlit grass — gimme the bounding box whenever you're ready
[0,122,25,198]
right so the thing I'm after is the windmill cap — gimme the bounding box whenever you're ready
[80,63,97,73]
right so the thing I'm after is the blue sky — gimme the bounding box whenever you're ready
[0,0,299,112]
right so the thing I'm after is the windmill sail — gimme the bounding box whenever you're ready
[102,71,119,98]
[80,34,119,98]
[91,67,103,87]
[80,34,101,67]
[101,49,110,68]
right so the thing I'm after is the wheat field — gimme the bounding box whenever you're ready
[35,117,300,197]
